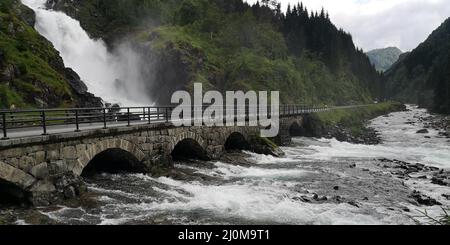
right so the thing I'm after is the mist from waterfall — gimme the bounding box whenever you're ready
[21,0,152,106]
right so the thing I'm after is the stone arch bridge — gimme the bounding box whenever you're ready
[0,105,321,205]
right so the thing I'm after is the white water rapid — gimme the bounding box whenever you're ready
[21,0,152,106]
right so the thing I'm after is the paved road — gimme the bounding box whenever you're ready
[2,120,160,139]
[1,105,341,140]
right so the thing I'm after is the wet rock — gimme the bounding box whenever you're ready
[63,186,77,199]
[402,207,411,212]
[63,68,102,108]
[64,68,88,94]
[313,194,328,202]
[347,201,360,208]
[425,166,440,172]
[416,129,429,134]
[248,136,285,157]
[431,175,450,187]
[293,186,310,194]
[438,132,449,138]
[332,196,343,203]
[55,174,86,197]
[292,196,312,203]
[379,158,393,163]
[431,170,450,187]
[408,191,442,206]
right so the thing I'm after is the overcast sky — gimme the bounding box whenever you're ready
[245,0,450,52]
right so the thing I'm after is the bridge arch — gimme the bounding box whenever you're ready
[282,118,306,137]
[224,131,250,151]
[74,139,147,176]
[170,132,209,161]
[0,161,35,206]
[0,179,30,206]
[289,121,306,136]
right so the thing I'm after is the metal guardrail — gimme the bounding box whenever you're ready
[0,105,330,139]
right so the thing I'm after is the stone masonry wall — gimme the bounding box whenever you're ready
[0,116,301,205]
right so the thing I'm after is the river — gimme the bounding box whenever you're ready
[2,105,447,225]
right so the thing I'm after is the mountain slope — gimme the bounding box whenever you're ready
[48,0,383,105]
[384,18,450,114]
[366,47,402,72]
[0,0,101,109]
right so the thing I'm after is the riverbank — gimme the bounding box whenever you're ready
[302,102,406,144]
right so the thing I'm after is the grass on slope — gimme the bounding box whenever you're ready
[312,102,404,135]
[0,2,72,108]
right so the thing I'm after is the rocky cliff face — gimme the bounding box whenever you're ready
[0,0,102,109]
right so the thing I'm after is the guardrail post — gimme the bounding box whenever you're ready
[41,110,48,136]
[75,110,80,132]
[148,107,151,124]
[127,108,131,127]
[103,108,107,129]
[166,107,170,123]
[143,108,146,123]
[2,112,8,140]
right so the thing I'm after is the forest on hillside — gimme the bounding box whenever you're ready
[2,0,448,113]
[48,0,383,106]
[385,17,450,114]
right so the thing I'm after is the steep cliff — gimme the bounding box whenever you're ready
[0,0,102,109]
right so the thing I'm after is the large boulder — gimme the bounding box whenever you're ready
[65,68,88,94]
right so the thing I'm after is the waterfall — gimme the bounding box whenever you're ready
[21,0,152,106]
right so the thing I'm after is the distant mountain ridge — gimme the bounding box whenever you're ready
[384,18,450,114]
[366,47,403,72]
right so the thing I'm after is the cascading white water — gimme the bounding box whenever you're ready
[21,0,152,106]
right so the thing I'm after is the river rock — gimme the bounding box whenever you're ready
[313,194,328,202]
[431,172,450,187]
[332,196,343,203]
[63,186,77,199]
[408,190,442,206]
[416,129,429,134]
[347,201,360,208]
